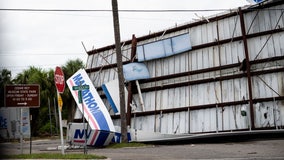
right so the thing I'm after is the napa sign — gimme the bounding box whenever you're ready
[66,69,115,146]
[68,123,114,146]
[68,123,131,146]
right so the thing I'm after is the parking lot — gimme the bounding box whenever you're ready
[1,138,284,160]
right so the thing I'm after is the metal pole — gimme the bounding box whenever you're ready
[82,90,87,154]
[30,113,32,154]
[48,98,52,136]
[159,111,163,132]
[20,108,23,154]
[57,92,65,155]
[135,81,145,111]
[239,7,255,129]
[111,0,128,143]
[54,97,59,135]
[188,108,190,134]
[216,105,219,133]
[273,97,278,130]
[126,34,137,126]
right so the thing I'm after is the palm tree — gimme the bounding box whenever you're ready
[61,59,84,122]
[14,66,55,136]
[0,69,12,107]
[0,69,12,84]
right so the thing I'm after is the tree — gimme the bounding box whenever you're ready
[61,59,84,122]
[1,59,84,136]
[0,69,12,84]
[0,69,12,107]
[13,66,56,136]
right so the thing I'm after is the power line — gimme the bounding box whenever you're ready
[0,8,232,12]
[0,63,66,68]
[0,53,85,56]
[0,8,282,12]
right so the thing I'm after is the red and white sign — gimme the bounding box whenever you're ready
[54,66,65,93]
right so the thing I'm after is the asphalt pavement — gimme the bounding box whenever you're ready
[1,138,284,160]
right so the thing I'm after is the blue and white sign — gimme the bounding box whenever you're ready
[66,69,115,132]
[102,79,128,114]
[123,62,150,81]
[67,69,115,146]
[68,123,114,146]
[246,0,265,4]
[137,33,192,62]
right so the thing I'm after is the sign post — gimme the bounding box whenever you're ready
[4,84,39,154]
[72,83,89,154]
[54,66,65,155]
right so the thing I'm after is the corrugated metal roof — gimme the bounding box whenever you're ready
[85,0,284,136]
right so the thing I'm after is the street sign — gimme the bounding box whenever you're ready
[5,84,40,108]
[54,66,65,93]
[54,66,65,155]
[58,93,63,111]
[71,80,90,154]
[78,91,82,103]
[72,84,89,104]
[54,66,65,154]
[72,85,89,90]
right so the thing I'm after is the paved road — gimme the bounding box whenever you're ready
[1,138,284,160]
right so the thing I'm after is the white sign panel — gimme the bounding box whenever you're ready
[102,79,129,114]
[66,69,115,132]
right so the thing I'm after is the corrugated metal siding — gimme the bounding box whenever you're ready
[86,2,284,135]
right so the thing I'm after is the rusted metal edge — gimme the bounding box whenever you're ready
[111,96,284,119]
[126,35,137,126]
[141,56,284,84]
[239,7,255,129]
[245,0,284,13]
[86,60,132,73]
[139,67,284,93]
[86,0,283,56]
[95,57,283,92]
[85,28,284,73]
[136,129,284,143]
[98,66,283,99]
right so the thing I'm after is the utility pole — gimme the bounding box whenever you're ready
[111,0,128,143]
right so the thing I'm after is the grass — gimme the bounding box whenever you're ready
[107,142,148,149]
[0,153,107,159]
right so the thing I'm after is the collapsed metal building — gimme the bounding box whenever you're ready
[85,1,284,141]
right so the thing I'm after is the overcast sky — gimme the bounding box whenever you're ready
[0,0,250,77]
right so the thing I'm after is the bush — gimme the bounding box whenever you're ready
[38,122,56,136]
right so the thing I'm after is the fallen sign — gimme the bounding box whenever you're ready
[66,69,115,147]
[4,84,40,108]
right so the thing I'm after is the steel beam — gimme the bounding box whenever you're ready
[111,96,284,119]
[239,7,255,129]
[85,28,284,74]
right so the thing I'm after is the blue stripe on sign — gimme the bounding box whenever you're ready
[113,132,131,143]
[127,132,131,142]
[95,131,110,146]
[102,84,118,113]
[115,132,121,143]
[93,111,110,131]
[255,0,264,3]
